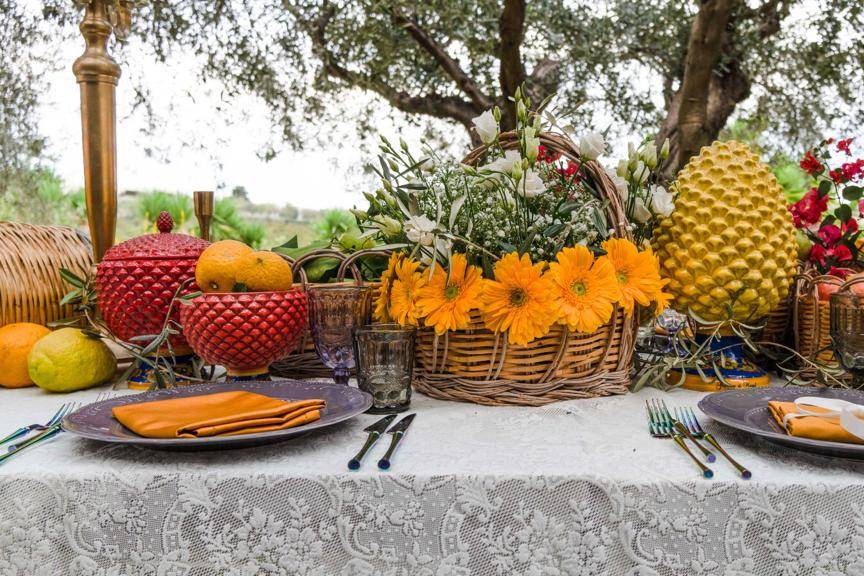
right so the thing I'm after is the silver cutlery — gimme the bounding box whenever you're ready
[681,407,751,480]
[647,400,713,479]
[377,413,415,470]
[0,402,77,450]
[348,414,396,470]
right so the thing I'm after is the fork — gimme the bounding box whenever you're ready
[0,402,75,449]
[681,407,752,480]
[647,400,713,479]
[654,399,716,463]
[5,402,80,453]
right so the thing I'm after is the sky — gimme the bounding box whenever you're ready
[38,23,429,211]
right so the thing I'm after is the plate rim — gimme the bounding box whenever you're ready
[61,379,372,446]
[697,386,864,452]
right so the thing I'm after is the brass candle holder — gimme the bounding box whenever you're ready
[194,191,215,241]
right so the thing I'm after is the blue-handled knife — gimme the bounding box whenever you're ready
[348,414,396,470]
[377,413,416,470]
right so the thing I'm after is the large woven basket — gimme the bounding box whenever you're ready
[270,249,382,379]
[0,222,92,326]
[412,131,637,406]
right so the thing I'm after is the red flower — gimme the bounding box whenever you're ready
[828,267,851,279]
[556,160,581,179]
[788,188,828,228]
[841,159,864,181]
[818,224,842,247]
[537,145,560,164]
[810,243,827,264]
[844,218,859,235]
[859,199,864,218]
[829,169,844,184]
[800,150,824,176]
[833,244,853,263]
[837,138,854,155]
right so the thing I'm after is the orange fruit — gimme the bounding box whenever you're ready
[234,251,294,291]
[195,240,253,292]
[0,323,50,388]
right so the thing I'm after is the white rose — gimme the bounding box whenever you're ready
[404,215,436,246]
[578,132,605,160]
[632,198,652,224]
[518,169,546,197]
[480,149,522,175]
[472,110,498,144]
[649,185,675,217]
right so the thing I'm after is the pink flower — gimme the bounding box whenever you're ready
[844,218,859,235]
[834,244,853,263]
[859,199,864,218]
[810,243,827,264]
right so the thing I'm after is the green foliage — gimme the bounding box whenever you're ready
[207,197,266,248]
[313,209,357,242]
[0,168,86,226]
[136,191,193,229]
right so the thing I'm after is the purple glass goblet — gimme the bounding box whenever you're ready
[308,285,372,384]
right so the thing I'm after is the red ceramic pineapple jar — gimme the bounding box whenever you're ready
[96,211,210,358]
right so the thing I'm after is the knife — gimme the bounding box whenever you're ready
[348,414,397,470]
[377,413,416,470]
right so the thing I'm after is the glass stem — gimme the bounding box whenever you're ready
[334,367,350,385]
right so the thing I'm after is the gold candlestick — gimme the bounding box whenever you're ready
[74,0,122,262]
[194,191,215,241]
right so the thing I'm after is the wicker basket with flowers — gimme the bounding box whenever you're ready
[353,92,671,405]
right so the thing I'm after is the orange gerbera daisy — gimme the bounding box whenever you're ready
[547,246,622,334]
[416,254,483,334]
[389,257,426,327]
[480,252,558,346]
[598,238,665,316]
[374,252,403,322]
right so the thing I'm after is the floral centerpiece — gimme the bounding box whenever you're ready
[790,137,864,276]
[352,91,671,405]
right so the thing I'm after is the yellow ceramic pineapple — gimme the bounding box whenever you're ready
[654,140,797,323]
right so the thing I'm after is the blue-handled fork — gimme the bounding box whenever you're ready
[0,402,76,450]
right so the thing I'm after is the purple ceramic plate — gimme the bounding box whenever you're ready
[62,379,372,450]
[698,386,864,459]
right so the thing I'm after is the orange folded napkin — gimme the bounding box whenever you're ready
[768,400,864,445]
[112,391,325,439]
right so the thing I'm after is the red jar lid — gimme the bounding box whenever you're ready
[101,211,210,261]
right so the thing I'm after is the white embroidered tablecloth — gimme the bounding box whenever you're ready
[2,383,864,576]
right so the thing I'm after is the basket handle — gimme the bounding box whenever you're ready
[336,249,393,282]
[840,275,864,293]
[460,131,633,242]
[287,249,362,288]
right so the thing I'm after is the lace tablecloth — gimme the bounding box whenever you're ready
[2,383,864,576]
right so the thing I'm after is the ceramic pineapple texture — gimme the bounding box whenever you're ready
[654,141,797,323]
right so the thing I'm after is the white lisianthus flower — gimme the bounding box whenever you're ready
[632,198,652,224]
[578,132,606,160]
[616,159,629,178]
[649,185,675,217]
[420,237,453,265]
[640,142,658,169]
[524,127,540,163]
[631,161,649,186]
[418,156,436,173]
[518,169,546,197]
[606,170,629,202]
[472,110,498,144]
[480,150,522,175]
[373,215,402,237]
[404,215,436,246]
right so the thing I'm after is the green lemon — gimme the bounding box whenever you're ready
[28,328,117,392]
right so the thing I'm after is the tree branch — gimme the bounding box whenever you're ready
[498,0,526,128]
[390,8,493,112]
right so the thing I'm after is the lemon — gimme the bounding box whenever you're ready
[28,328,117,393]
[234,250,294,291]
[195,240,253,292]
[0,323,51,388]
